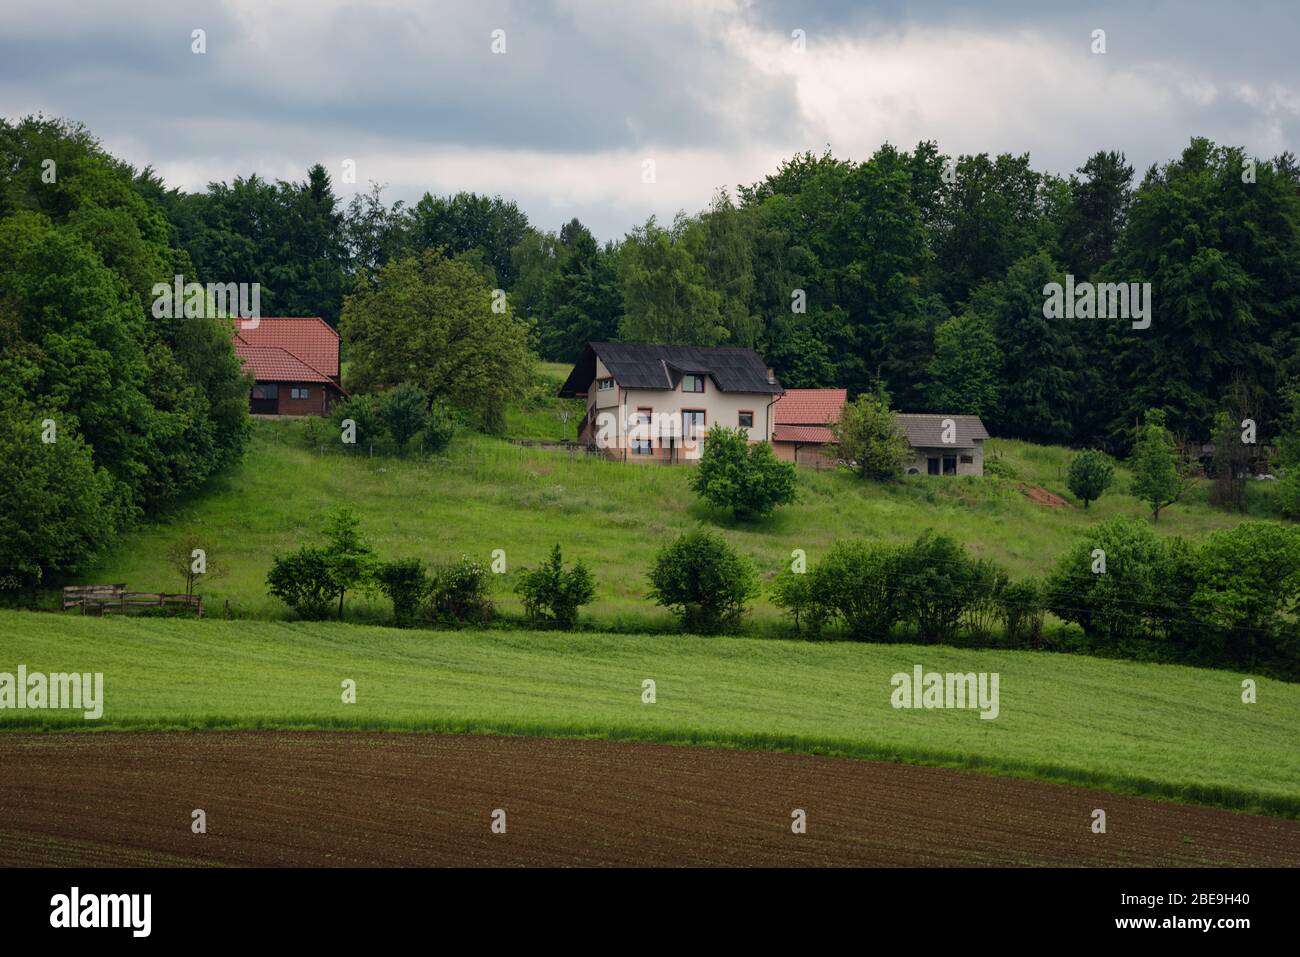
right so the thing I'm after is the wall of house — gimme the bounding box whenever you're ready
[577,360,776,457]
[276,382,329,416]
[603,385,774,460]
[904,443,984,476]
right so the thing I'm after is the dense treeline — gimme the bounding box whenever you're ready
[0,117,250,587]
[144,130,1300,454]
[5,111,1299,585]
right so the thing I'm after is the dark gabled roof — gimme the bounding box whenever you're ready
[894,414,989,448]
[558,342,782,397]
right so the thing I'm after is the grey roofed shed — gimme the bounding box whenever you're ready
[894,413,989,448]
[558,342,783,396]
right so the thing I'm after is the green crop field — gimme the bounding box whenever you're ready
[68,414,1283,630]
[1,610,1296,816]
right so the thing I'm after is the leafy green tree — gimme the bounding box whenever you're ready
[321,507,374,620]
[1067,449,1115,509]
[831,394,910,480]
[681,190,762,348]
[925,312,1002,416]
[968,251,1090,444]
[513,545,596,628]
[1130,409,1188,522]
[1058,151,1134,280]
[618,215,725,346]
[403,191,530,290]
[538,221,622,361]
[1044,517,1170,644]
[1191,523,1300,667]
[375,558,430,627]
[428,556,494,625]
[0,398,123,586]
[896,532,985,644]
[689,426,797,520]
[932,151,1045,305]
[647,530,758,634]
[770,568,817,634]
[340,249,532,432]
[1102,140,1300,442]
[0,115,249,525]
[807,540,905,641]
[266,546,338,620]
[421,401,457,455]
[381,382,428,455]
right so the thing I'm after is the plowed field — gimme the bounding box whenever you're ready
[2,732,1296,867]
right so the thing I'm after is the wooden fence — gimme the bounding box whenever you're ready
[62,585,203,617]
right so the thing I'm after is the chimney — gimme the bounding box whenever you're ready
[766,367,776,384]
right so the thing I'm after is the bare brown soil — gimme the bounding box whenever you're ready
[0,732,1296,867]
[1016,483,1072,507]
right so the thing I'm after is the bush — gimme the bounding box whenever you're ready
[428,556,494,625]
[648,530,758,633]
[513,545,596,628]
[375,557,430,627]
[831,394,910,480]
[1067,449,1115,509]
[1044,517,1168,645]
[896,532,985,644]
[1190,522,1300,670]
[1278,467,1300,520]
[265,507,374,620]
[770,567,818,634]
[420,400,457,454]
[689,426,797,519]
[962,558,1010,640]
[1000,579,1045,648]
[807,540,905,640]
[329,394,387,451]
[266,546,338,620]
[382,382,428,455]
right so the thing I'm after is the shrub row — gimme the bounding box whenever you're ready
[267,512,1299,678]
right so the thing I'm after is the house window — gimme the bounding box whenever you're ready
[290,387,311,400]
[960,454,973,464]
[738,411,754,429]
[252,384,278,400]
[631,408,653,455]
[597,377,614,391]
[681,374,705,393]
[682,409,706,442]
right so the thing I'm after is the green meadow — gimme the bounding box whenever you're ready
[72,411,1283,630]
[1,610,1296,816]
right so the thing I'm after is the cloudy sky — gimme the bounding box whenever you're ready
[1,0,1297,241]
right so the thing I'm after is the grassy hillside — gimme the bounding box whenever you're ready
[72,416,1284,629]
[1,610,1296,816]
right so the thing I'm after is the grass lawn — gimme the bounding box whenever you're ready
[73,415,1285,630]
[1,610,1296,817]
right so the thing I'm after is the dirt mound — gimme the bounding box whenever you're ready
[1017,483,1071,507]
[1,732,1296,867]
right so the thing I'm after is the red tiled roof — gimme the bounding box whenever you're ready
[234,317,339,379]
[773,424,836,444]
[774,389,847,425]
[233,340,336,384]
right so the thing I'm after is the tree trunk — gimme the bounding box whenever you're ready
[338,590,345,620]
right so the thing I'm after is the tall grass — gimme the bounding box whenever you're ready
[2,611,1297,817]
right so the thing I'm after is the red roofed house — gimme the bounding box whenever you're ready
[232,317,347,415]
[771,388,847,468]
